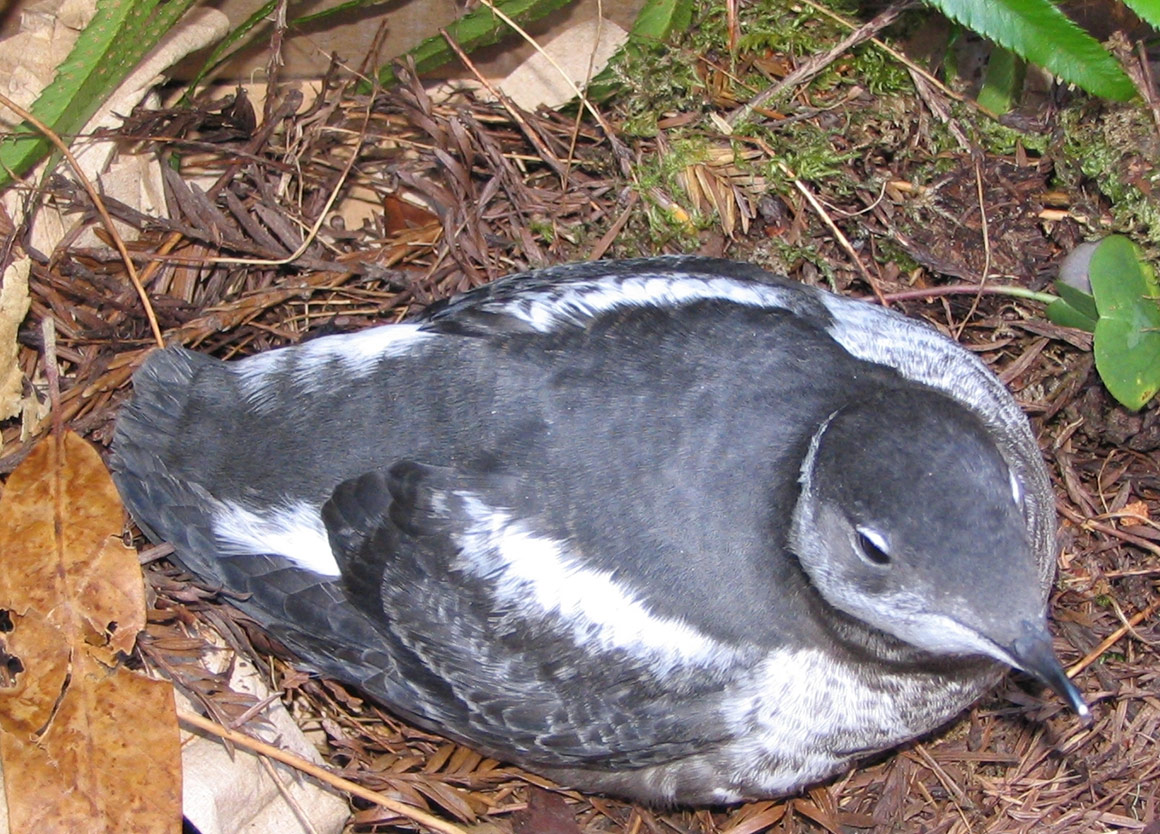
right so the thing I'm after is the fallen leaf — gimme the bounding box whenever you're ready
[1114,500,1150,523]
[383,193,440,234]
[0,431,181,833]
[720,801,789,834]
[512,786,579,834]
[0,257,31,424]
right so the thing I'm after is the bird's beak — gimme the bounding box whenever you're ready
[1006,622,1092,725]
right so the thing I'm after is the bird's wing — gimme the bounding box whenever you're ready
[320,460,757,767]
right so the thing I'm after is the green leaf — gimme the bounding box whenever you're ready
[1046,297,1098,331]
[630,0,695,43]
[924,0,1136,100]
[1054,275,1100,323]
[976,46,1025,114]
[1124,0,1160,30]
[584,0,695,102]
[373,0,577,89]
[0,0,197,187]
[181,0,279,103]
[1088,235,1160,409]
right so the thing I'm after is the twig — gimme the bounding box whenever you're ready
[726,0,740,55]
[910,747,975,833]
[726,1,914,126]
[1057,501,1160,559]
[781,159,883,301]
[743,133,881,296]
[797,0,994,119]
[262,0,291,127]
[260,755,323,834]
[41,318,62,439]
[437,30,567,181]
[588,190,639,261]
[0,90,164,348]
[879,284,1057,305]
[177,707,469,834]
[201,99,372,269]
[564,0,606,187]
[1067,596,1160,678]
[474,0,634,178]
[126,90,307,295]
[952,157,992,340]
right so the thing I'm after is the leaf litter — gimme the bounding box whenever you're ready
[0,431,180,832]
[0,2,1158,832]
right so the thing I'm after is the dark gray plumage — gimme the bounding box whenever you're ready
[111,257,1087,804]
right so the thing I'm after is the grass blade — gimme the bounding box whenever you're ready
[0,0,197,187]
[373,0,577,89]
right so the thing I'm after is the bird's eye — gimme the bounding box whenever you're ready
[854,528,891,566]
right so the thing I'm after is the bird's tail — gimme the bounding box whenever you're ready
[111,347,400,687]
[112,347,233,577]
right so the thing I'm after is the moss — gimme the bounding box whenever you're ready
[1055,104,1160,247]
[610,0,916,137]
[528,219,557,244]
[602,0,1159,272]
[756,121,859,186]
[872,237,921,274]
[767,237,838,285]
[848,44,912,97]
[972,116,1050,157]
[628,137,720,244]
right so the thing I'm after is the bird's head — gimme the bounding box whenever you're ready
[790,387,1090,721]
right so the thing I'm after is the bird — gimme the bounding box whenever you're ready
[111,256,1089,806]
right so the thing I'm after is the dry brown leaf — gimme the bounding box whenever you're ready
[383,193,441,234]
[719,801,789,834]
[792,788,842,834]
[511,787,579,834]
[0,257,31,425]
[1115,500,1150,523]
[0,431,181,833]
